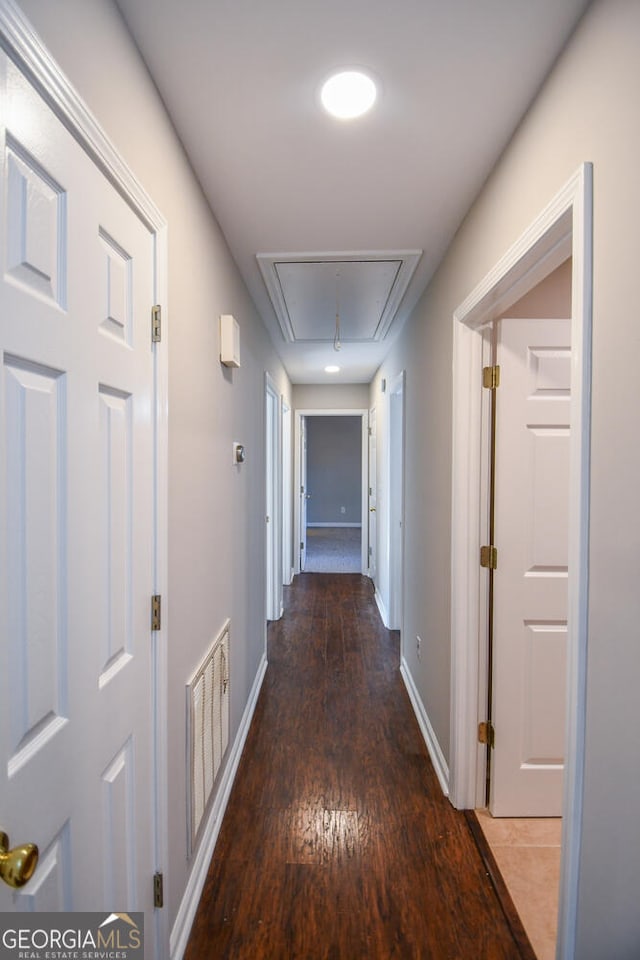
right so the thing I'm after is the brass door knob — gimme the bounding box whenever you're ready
[0,831,38,888]
[369,507,376,512]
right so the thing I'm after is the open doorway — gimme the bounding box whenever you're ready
[265,374,282,621]
[388,372,405,631]
[450,165,593,960]
[304,415,361,572]
[488,261,572,818]
[474,260,571,960]
[294,409,368,575]
[282,400,293,586]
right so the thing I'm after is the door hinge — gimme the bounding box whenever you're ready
[151,595,162,631]
[368,426,372,436]
[368,546,373,556]
[153,872,164,908]
[478,721,495,748]
[300,485,304,494]
[151,304,162,343]
[482,365,500,389]
[480,545,498,570]
[300,541,304,551]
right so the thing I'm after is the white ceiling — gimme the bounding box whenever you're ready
[115,0,590,383]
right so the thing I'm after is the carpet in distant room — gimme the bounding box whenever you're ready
[304,527,361,573]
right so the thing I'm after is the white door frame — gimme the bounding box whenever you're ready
[265,373,282,620]
[294,409,368,576]
[281,399,293,586]
[367,406,377,581]
[0,6,169,955]
[298,413,308,571]
[449,164,592,959]
[388,372,406,632]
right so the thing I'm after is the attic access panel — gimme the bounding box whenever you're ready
[257,251,422,343]
[275,258,400,342]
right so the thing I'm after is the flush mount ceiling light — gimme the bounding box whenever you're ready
[325,365,340,373]
[320,70,377,120]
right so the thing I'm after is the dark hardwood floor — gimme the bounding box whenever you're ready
[185,574,533,959]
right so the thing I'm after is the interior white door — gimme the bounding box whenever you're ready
[388,375,405,630]
[0,51,157,913]
[265,378,281,620]
[368,407,377,581]
[281,402,292,586]
[299,416,308,572]
[490,317,571,816]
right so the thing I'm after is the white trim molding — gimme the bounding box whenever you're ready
[449,164,593,960]
[170,654,268,960]
[400,659,449,796]
[374,587,390,629]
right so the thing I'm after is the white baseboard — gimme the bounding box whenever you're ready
[170,653,268,960]
[400,657,450,797]
[374,587,390,627]
[307,522,362,528]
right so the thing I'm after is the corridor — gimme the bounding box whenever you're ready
[185,575,532,959]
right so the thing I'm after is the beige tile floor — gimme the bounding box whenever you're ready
[475,809,562,960]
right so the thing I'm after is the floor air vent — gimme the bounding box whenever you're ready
[186,619,230,857]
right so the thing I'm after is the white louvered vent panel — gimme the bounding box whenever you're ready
[186,620,230,857]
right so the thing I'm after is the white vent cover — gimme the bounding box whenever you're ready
[186,619,230,857]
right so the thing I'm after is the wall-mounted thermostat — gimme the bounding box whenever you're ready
[233,442,246,464]
[220,314,241,367]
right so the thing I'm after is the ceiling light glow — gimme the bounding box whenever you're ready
[325,365,340,373]
[320,70,377,120]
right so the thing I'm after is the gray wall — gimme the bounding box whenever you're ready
[16,0,292,931]
[371,2,640,955]
[293,382,369,410]
[306,417,362,525]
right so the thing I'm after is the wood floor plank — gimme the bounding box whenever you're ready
[185,574,527,959]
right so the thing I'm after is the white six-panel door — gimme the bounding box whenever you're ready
[0,48,157,913]
[388,374,404,630]
[299,416,307,572]
[368,407,377,581]
[265,376,282,620]
[490,317,571,816]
